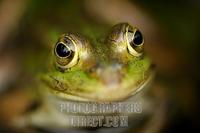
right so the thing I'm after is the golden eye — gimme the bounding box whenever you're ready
[54,35,78,69]
[126,25,144,57]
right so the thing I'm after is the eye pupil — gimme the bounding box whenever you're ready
[133,30,143,46]
[56,43,71,57]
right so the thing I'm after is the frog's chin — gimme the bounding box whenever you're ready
[49,73,154,102]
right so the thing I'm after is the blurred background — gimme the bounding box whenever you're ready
[0,0,199,132]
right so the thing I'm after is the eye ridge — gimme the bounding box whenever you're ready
[128,29,134,33]
[63,36,72,45]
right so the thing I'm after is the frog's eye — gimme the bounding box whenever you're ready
[126,26,144,57]
[55,43,72,58]
[54,35,78,69]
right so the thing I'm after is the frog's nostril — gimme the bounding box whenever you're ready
[88,63,103,74]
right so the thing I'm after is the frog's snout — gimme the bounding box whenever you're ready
[95,62,124,89]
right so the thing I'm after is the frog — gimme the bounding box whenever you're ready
[15,22,154,129]
[12,0,155,131]
[41,23,153,102]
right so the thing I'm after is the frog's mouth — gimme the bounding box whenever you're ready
[45,68,155,102]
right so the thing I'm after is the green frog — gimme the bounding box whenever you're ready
[41,23,153,101]
[14,0,155,130]
[17,22,154,128]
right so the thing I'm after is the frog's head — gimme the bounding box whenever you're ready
[43,23,154,102]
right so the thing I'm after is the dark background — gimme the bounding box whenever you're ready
[0,0,199,132]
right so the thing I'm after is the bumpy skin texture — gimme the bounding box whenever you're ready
[40,23,153,102]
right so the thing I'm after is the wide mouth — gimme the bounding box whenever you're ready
[48,70,155,102]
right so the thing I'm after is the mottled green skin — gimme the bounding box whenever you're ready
[39,23,153,102]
